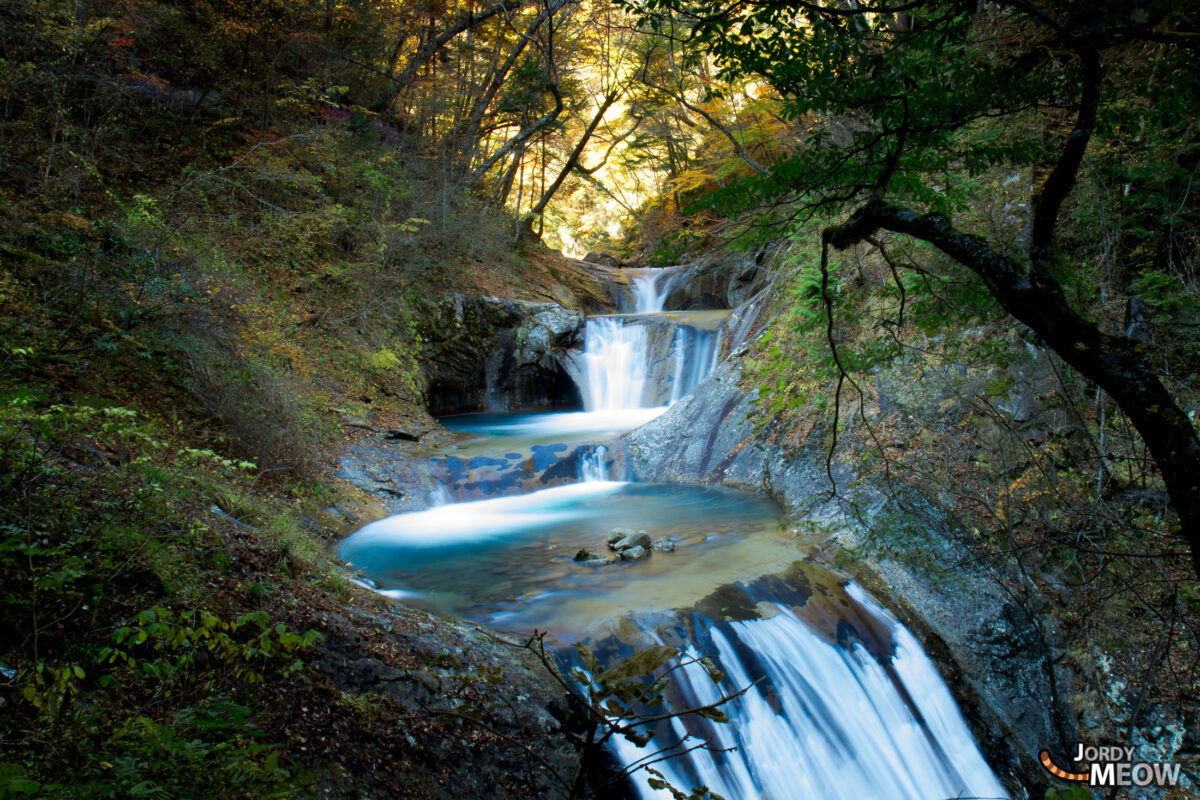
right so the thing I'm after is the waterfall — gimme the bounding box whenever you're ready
[629,267,684,313]
[577,266,725,411]
[346,261,1010,800]
[426,486,453,507]
[669,325,724,404]
[579,317,653,410]
[578,444,609,482]
[609,583,1008,800]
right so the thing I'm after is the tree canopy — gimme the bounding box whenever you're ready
[615,0,1200,577]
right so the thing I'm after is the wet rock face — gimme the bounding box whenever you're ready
[513,306,585,372]
[664,244,776,310]
[583,252,621,267]
[621,356,1074,791]
[484,328,582,412]
[498,306,585,410]
[416,294,525,416]
[415,295,584,415]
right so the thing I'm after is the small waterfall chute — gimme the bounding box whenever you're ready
[629,266,685,313]
[579,444,609,482]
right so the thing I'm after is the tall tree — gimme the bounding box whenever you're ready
[622,0,1200,577]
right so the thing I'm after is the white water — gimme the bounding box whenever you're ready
[669,325,724,404]
[341,481,626,552]
[611,585,1008,800]
[345,262,1009,799]
[426,485,454,507]
[580,316,656,411]
[630,267,685,313]
[579,444,609,482]
[579,266,722,411]
[443,408,667,439]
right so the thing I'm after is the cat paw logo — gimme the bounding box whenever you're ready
[1040,746,1182,788]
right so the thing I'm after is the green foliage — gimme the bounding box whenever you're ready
[97,606,322,692]
[0,696,310,800]
[1044,787,1092,800]
[362,346,403,373]
[0,393,334,799]
[651,229,702,266]
[645,767,725,800]
[568,641,732,799]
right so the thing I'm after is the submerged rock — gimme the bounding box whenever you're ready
[652,536,677,552]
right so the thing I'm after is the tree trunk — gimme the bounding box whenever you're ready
[526,90,622,224]
[827,203,1200,581]
[393,0,529,97]
[458,0,574,158]
[467,84,564,185]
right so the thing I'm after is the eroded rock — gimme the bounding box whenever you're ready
[513,306,585,373]
[608,529,651,552]
[618,545,648,561]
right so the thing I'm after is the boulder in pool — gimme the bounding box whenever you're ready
[609,529,651,552]
[608,527,636,546]
[619,545,649,561]
[652,537,677,553]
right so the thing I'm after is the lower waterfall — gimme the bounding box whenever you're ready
[579,316,655,411]
[607,584,1007,800]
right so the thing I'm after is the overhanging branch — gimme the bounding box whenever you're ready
[828,202,1200,581]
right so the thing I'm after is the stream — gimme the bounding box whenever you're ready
[338,268,1009,799]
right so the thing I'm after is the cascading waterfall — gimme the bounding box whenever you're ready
[426,485,453,507]
[630,266,685,313]
[344,262,1010,800]
[669,325,723,404]
[610,584,1008,800]
[579,317,654,411]
[578,266,723,411]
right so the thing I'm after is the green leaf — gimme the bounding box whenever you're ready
[573,642,599,674]
[696,706,730,723]
[599,645,677,684]
[698,656,724,685]
[5,777,41,795]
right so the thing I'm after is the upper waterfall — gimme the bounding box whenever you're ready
[627,266,684,313]
[576,266,727,412]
